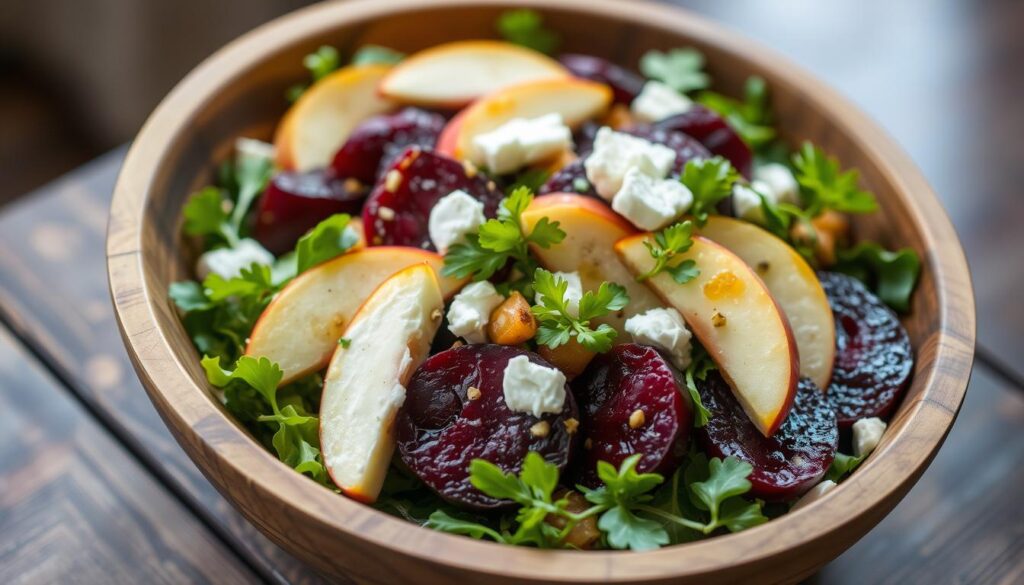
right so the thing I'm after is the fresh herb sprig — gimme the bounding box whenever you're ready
[442,187,565,294]
[640,48,709,94]
[531,268,628,353]
[793,143,878,216]
[427,452,766,550]
[182,148,273,248]
[497,9,560,55]
[637,221,699,283]
[681,156,742,225]
[834,242,921,313]
[287,44,405,102]
[698,76,776,149]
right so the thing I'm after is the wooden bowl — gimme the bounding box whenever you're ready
[106,0,975,582]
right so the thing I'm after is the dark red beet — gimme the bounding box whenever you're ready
[329,107,446,184]
[362,147,503,249]
[622,124,712,176]
[253,170,367,255]
[571,344,690,488]
[396,345,578,509]
[539,160,600,198]
[697,372,837,501]
[558,54,645,104]
[655,105,753,178]
[818,271,913,427]
[572,120,601,157]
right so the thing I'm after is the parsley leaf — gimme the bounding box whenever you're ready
[681,156,741,225]
[825,452,865,483]
[637,220,699,283]
[793,142,878,215]
[639,48,709,94]
[442,187,565,294]
[183,187,232,243]
[531,268,628,353]
[698,76,776,149]
[834,242,921,313]
[497,9,559,55]
[295,214,358,274]
[350,45,404,66]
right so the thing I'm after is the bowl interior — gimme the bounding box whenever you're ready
[107,1,974,583]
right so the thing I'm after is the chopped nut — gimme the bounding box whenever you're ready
[756,261,770,274]
[399,148,420,169]
[430,308,443,320]
[712,311,727,328]
[450,340,464,349]
[462,159,479,178]
[487,291,538,346]
[466,386,482,401]
[628,409,646,429]
[343,177,363,192]
[563,417,579,435]
[486,180,497,192]
[530,420,551,437]
[384,169,403,193]
[378,206,396,221]
[584,438,593,450]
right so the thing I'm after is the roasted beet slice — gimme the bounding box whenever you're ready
[558,54,645,104]
[253,170,367,255]
[819,271,914,427]
[571,344,690,488]
[539,160,600,198]
[329,107,446,184]
[396,345,578,509]
[697,372,837,501]
[622,124,711,176]
[362,147,503,249]
[655,105,753,178]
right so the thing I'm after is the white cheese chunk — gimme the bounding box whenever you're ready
[852,417,887,457]
[428,189,486,254]
[731,180,775,224]
[446,281,504,343]
[235,137,275,164]
[790,480,837,511]
[753,162,800,205]
[502,355,567,418]
[631,80,693,123]
[535,271,583,318]
[624,308,694,370]
[584,127,676,200]
[470,113,572,174]
[196,238,275,280]
[611,167,693,230]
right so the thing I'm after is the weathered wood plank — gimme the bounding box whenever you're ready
[0,325,258,585]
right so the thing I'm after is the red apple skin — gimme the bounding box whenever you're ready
[435,108,466,158]
[614,232,799,437]
[527,193,635,233]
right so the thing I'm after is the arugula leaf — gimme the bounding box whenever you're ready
[681,157,741,225]
[442,187,565,294]
[698,76,776,149]
[497,9,559,55]
[834,242,921,313]
[825,451,865,483]
[295,214,358,274]
[350,45,404,66]
[531,268,628,352]
[793,143,878,215]
[639,48,709,94]
[637,221,698,283]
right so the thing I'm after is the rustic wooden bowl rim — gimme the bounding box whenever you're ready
[107,0,976,581]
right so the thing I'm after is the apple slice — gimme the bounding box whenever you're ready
[245,247,464,384]
[615,234,799,436]
[378,40,568,108]
[521,194,662,334]
[274,64,395,171]
[442,78,613,161]
[320,264,444,502]
[699,217,835,389]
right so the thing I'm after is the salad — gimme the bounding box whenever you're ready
[170,11,921,551]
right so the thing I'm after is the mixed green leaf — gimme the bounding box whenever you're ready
[637,220,699,283]
[699,76,776,149]
[680,156,742,225]
[834,242,921,313]
[497,9,560,55]
[640,48,710,94]
[531,268,629,353]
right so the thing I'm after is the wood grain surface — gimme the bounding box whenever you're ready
[0,325,257,585]
[1,0,1020,583]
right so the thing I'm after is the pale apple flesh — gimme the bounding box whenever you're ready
[699,217,836,389]
[245,247,464,385]
[450,78,613,160]
[320,264,444,502]
[274,64,395,171]
[378,40,568,108]
[616,234,799,436]
[521,194,663,335]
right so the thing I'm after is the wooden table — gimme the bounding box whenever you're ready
[1,1,1022,583]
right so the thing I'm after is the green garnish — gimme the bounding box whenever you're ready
[698,76,776,149]
[681,156,741,225]
[442,187,565,294]
[337,337,352,348]
[793,142,878,215]
[201,355,328,484]
[824,452,865,483]
[350,44,405,66]
[427,452,765,550]
[683,346,716,428]
[530,269,628,353]
[497,9,560,54]
[182,148,273,248]
[834,242,921,313]
[637,220,699,283]
[294,214,359,274]
[639,48,709,94]
[287,44,403,102]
